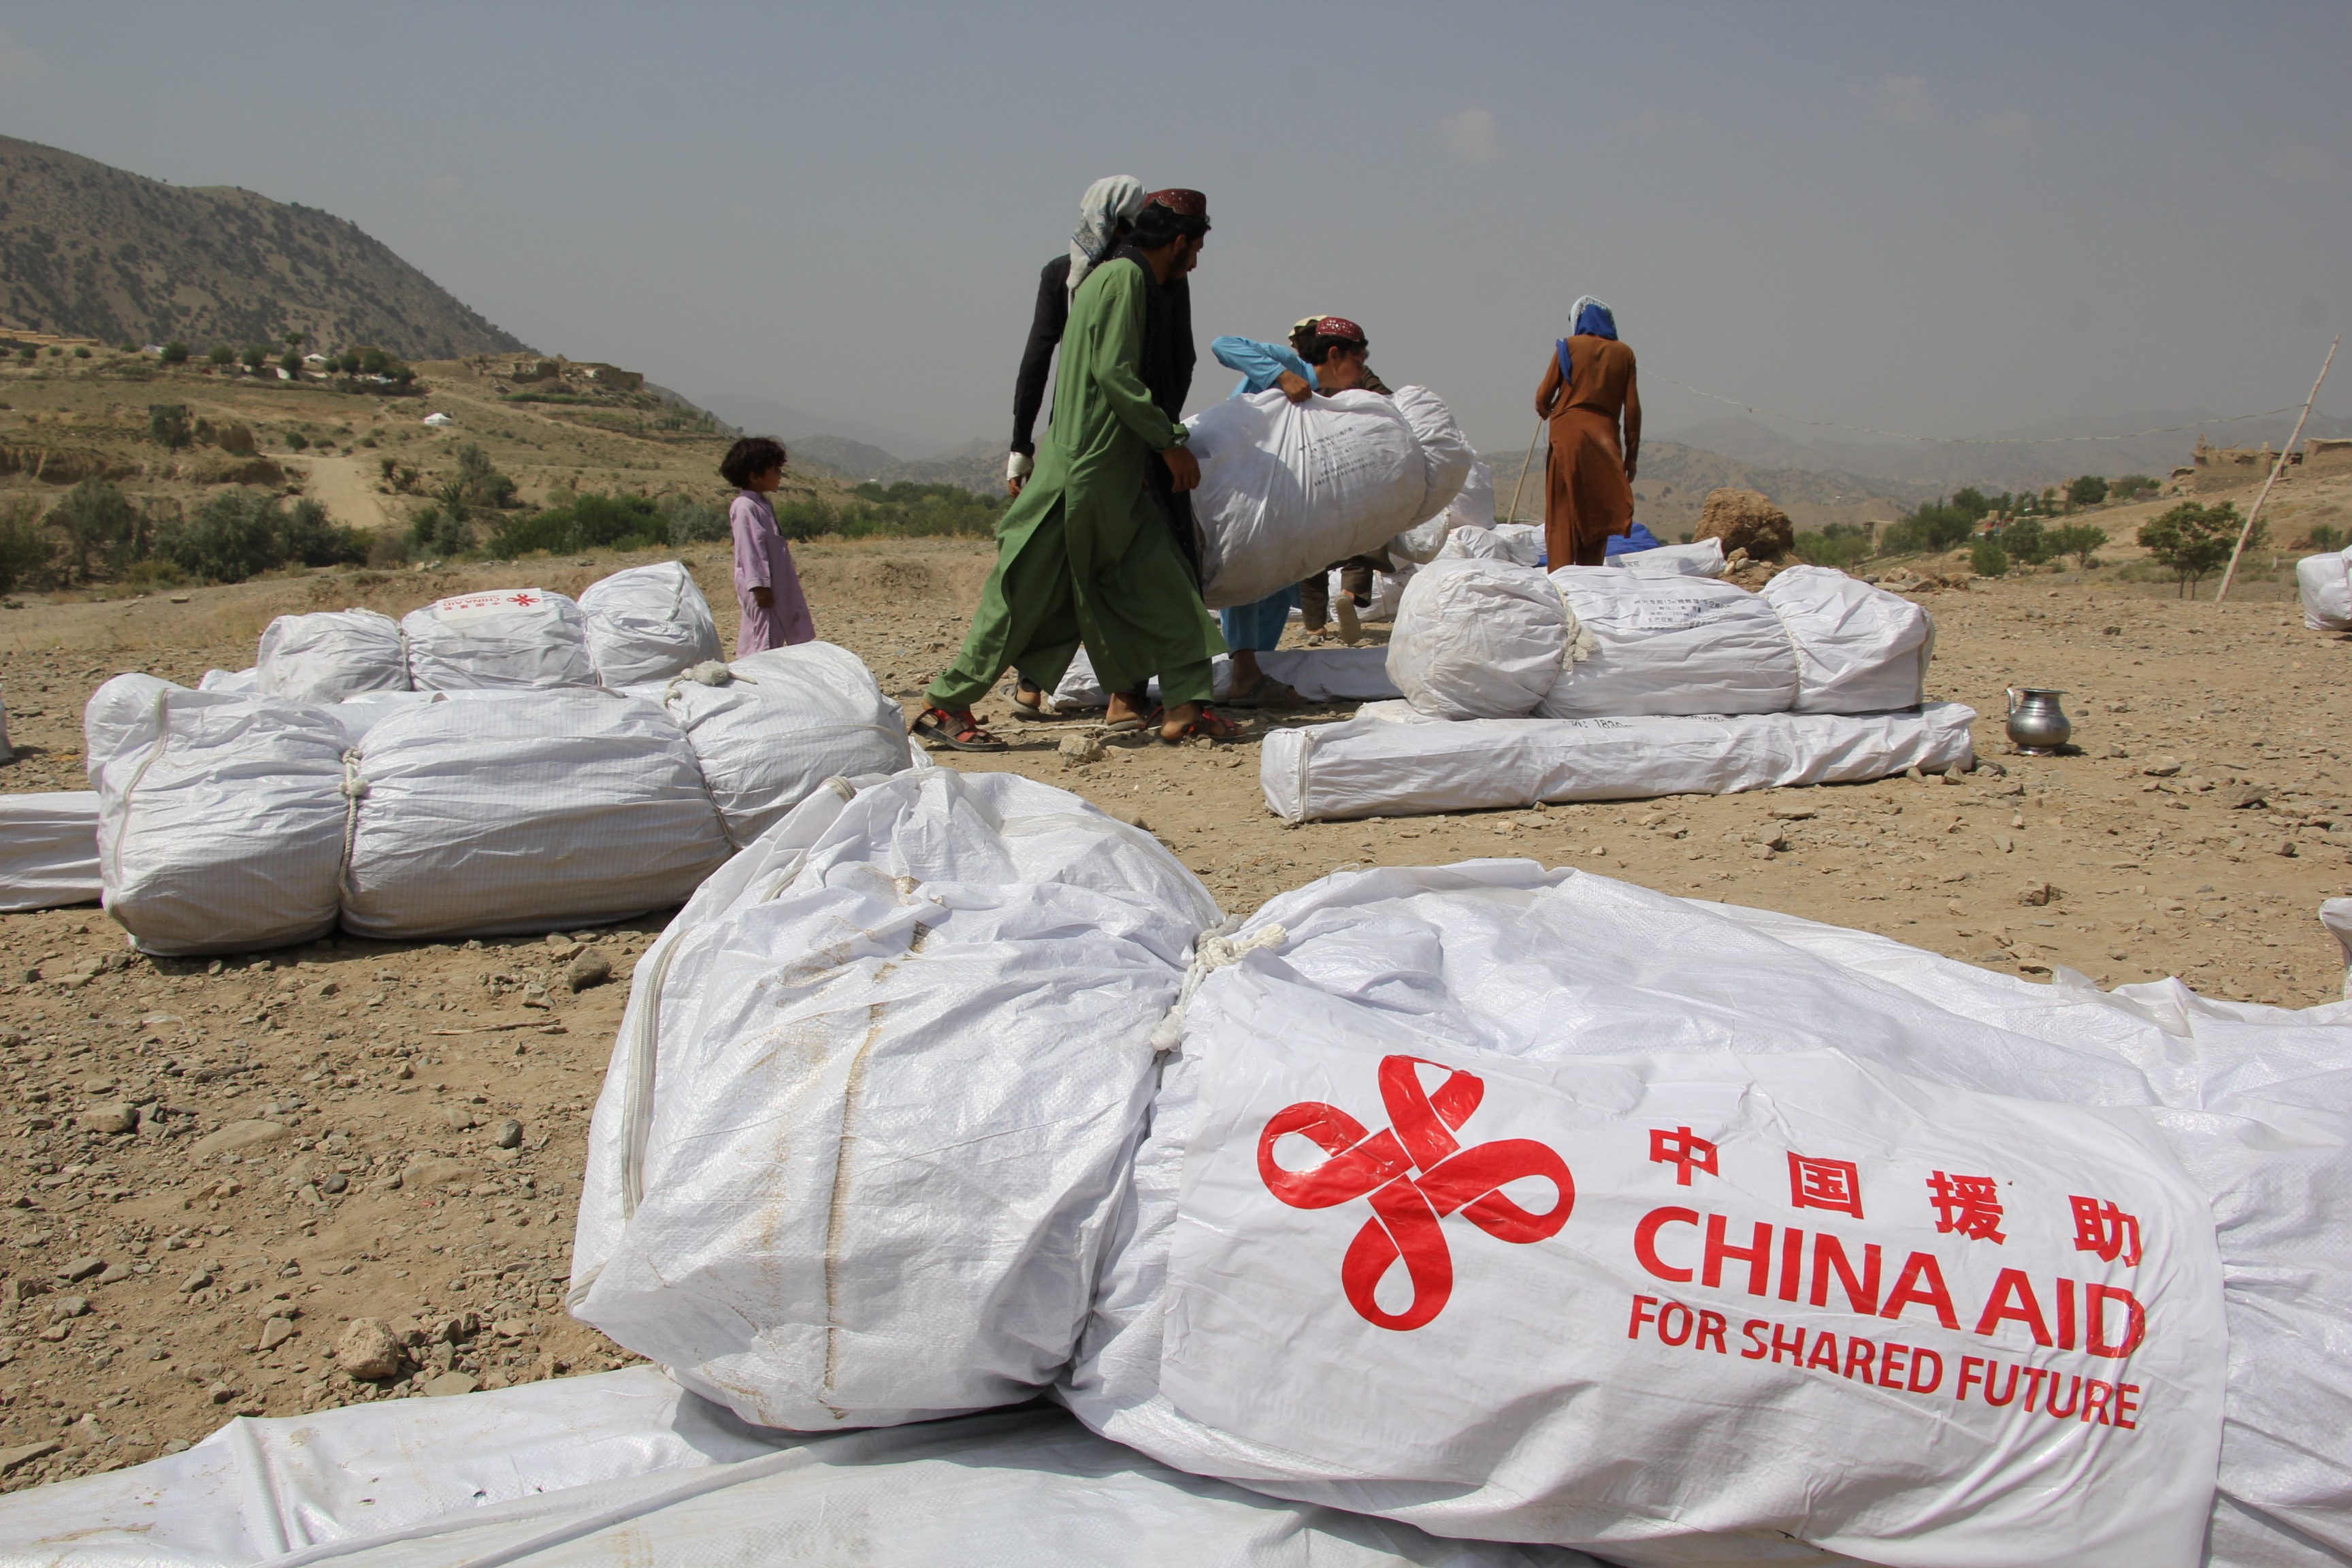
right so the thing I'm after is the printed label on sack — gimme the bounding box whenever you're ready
[429,589,556,628]
[1161,979,2225,1567]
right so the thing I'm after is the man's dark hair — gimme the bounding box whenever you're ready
[1130,201,1210,251]
[720,436,788,488]
[1301,331,1367,367]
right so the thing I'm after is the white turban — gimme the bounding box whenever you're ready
[1068,176,1145,294]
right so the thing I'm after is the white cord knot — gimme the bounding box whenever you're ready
[1149,921,1288,1051]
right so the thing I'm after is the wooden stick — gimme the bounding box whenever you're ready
[1505,416,1545,525]
[2217,334,2338,602]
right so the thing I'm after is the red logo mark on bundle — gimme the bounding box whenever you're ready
[508,591,539,607]
[1258,1055,1573,1331]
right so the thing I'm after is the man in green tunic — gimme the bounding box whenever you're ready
[914,191,1234,750]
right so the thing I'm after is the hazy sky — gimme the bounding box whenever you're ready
[2,2,2346,456]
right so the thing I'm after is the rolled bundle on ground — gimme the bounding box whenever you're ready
[581,559,723,686]
[402,587,596,690]
[255,608,409,703]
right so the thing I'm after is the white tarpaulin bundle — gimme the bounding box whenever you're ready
[579,560,723,686]
[634,642,916,847]
[342,691,732,941]
[1435,523,1546,568]
[1260,701,1978,822]
[402,587,597,690]
[1614,538,1727,578]
[1387,563,1933,721]
[1390,458,1494,565]
[2296,544,2352,632]
[568,768,1221,1431]
[0,791,100,911]
[255,608,410,703]
[1051,646,1403,710]
[0,1366,1581,1568]
[1188,387,1473,609]
[1063,861,2352,1566]
[80,655,914,947]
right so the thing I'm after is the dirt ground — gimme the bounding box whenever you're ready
[0,474,2348,1490]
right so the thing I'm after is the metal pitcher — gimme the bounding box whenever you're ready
[2005,687,2071,753]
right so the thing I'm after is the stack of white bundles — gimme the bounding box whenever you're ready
[195,668,257,693]
[1390,458,1494,564]
[1539,568,1798,719]
[1613,538,1726,578]
[0,792,100,913]
[1065,862,2272,1566]
[2297,544,2352,632]
[341,690,730,941]
[640,641,915,847]
[580,560,724,686]
[402,587,596,690]
[1390,386,1477,532]
[1260,701,1977,821]
[1188,388,1469,609]
[325,689,441,745]
[0,1366,1586,1568]
[1386,559,1575,719]
[85,674,350,954]
[1435,523,1547,568]
[570,768,1220,1432]
[1763,565,1936,713]
[254,608,410,702]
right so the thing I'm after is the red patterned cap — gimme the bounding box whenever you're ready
[1145,188,1208,218]
[1312,316,1367,345]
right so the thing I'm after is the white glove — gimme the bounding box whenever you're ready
[1006,451,1034,483]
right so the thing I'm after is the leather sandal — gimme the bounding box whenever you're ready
[911,706,1009,753]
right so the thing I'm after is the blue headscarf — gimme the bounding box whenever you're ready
[1555,295,1619,382]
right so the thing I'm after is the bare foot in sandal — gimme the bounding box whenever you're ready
[1160,702,1247,744]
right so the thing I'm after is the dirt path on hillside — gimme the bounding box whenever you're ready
[278,452,396,533]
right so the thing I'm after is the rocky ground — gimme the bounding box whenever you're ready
[0,510,2347,1491]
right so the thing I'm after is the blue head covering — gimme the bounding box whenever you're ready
[1556,295,1620,381]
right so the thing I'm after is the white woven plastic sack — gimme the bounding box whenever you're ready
[1762,566,1936,713]
[580,561,723,687]
[1066,864,2231,1568]
[1187,389,1430,609]
[402,587,595,690]
[1614,539,1726,578]
[1259,702,1977,822]
[1390,385,1476,527]
[342,691,729,941]
[85,674,348,955]
[1387,559,1573,719]
[1391,459,1494,564]
[1436,523,1546,568]
[638,641,914,847]
[1539,569,1798,719]
[569,768,1221,1432]
[2296,546,2352,632]
[0,1367,1584,1568]
[255,608,410,703]
[0,792,99,912]
[195,667,257,693]
[328,689,441,745]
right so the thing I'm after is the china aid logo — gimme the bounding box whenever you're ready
[1258,1055,1573,1330]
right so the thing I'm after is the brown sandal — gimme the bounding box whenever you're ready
[1160,705,1247,745]
[911,705,1009,753]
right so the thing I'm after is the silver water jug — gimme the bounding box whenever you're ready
[2005,687,2071,753]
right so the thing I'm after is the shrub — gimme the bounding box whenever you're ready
[454,443,517,510]
[157,490,367,583]
[12,346,32,363]
[1791,523,1874,569]
[1950,487,1992,523]
[2109,474,2159,502]
[2046,523,2108,568]
[659,493,729,545]
[0,497,54,593]
[484,492,664,558]
[2304,523,2345,553]
[206,346,233,366]
[160,342,190,365]
[278,352,299,375]
[240,344,270,370]
[2138,502,2255,598]
[72,346,90,359]
[407,503,476,559]
[2065,475,2110,508]
[1879,499,1977,556]
[47,479,141,583]
[149,403,195,449]
[1999,517,2048,565]
[1970,538,2009,578]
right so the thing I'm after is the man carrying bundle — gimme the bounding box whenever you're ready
[915,190,1235,751]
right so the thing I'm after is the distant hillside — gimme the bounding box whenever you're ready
[790,434,1002,495]
[0,135,528,359]
[1482,438,1924,533]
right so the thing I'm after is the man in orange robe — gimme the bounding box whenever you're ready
[1535,296,1642,567]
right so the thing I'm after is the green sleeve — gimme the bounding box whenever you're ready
[1079,263,1185,451]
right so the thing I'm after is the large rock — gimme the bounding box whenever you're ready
[336,1318,404,1382]
[1695,489,1795,561]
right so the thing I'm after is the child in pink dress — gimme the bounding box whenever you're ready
[721,436,813,654]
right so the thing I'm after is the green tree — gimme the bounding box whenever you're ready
[2138,502,2257,598]
[2109,474,2159,502]
[46,480,140,584]
[156,490,365,583]
[0,497,55,593]
[453,443,517,510]
[1970,538,2009,577]
[2046,523,2108,568]
[278,351,300,375]
[659,493,729,545]
[2306,523,2345,553]
[206,345,233,366]
[408,502,476,559]
[1880,498,1978,556]
[240,344,270,370]
[1999,517,2048,565]
[159,341,190,365]
[148,403,193,450]
[1950,487,1991,522]
[2065,475,2110,508]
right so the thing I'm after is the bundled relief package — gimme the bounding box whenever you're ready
[255,608,410,703]
[84,674,350,955]
[580,559,724,686]
[1436,523,1546,569]
[568,768,1222,1431]
[1390,458,1495,566]
[2297,544,2352,632]
[402,587,596,690]
[1762,564,1936,714]
[342,690,731,941]
[1386,559,1574,719]
[1061,862,2308,1567]
[634,640,916,848]
[1188,387,1472,609]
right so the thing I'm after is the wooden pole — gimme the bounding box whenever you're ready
[1505,416,1544,525]
[2216,334,2337,602]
